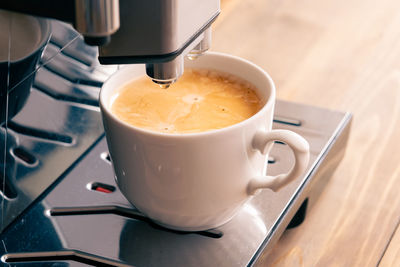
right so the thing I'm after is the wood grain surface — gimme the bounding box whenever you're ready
[380,225,400,266]
[214,0,400,266]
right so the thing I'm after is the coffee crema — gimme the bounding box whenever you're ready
[110,69,262,134]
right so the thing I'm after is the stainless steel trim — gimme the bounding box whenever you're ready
[75,0,120,37]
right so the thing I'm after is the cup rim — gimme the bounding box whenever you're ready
[100,52,276,138]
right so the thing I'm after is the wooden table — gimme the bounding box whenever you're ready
[213,0,400,265]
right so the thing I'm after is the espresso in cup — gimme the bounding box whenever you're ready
[100,52,310,231]
[110,69,262,134]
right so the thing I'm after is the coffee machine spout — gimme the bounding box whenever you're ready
[144,26,213,88]
[146,56,184,89]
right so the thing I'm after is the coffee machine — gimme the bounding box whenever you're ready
[0,1,351,266]
[1,0,219,88]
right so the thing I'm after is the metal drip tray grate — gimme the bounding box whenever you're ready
[0,101,351,266]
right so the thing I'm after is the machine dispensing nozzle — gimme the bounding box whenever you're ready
[187,27,212,60]
[146,27,212,88]
[146,55,184,89]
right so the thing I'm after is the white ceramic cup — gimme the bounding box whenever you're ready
[100,52,310,231]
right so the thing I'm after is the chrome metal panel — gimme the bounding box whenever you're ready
[74,0,120,37]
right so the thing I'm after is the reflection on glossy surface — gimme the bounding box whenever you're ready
[242,203,267,235]
[0,21,112,233]
[0,11,51,125]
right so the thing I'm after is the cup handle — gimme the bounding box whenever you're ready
[247,130,310,195]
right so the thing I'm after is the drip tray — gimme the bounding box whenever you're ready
[0,100,352,267]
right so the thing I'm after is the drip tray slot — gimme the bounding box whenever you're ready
[49,206,223,239]
[2,250,131,267]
